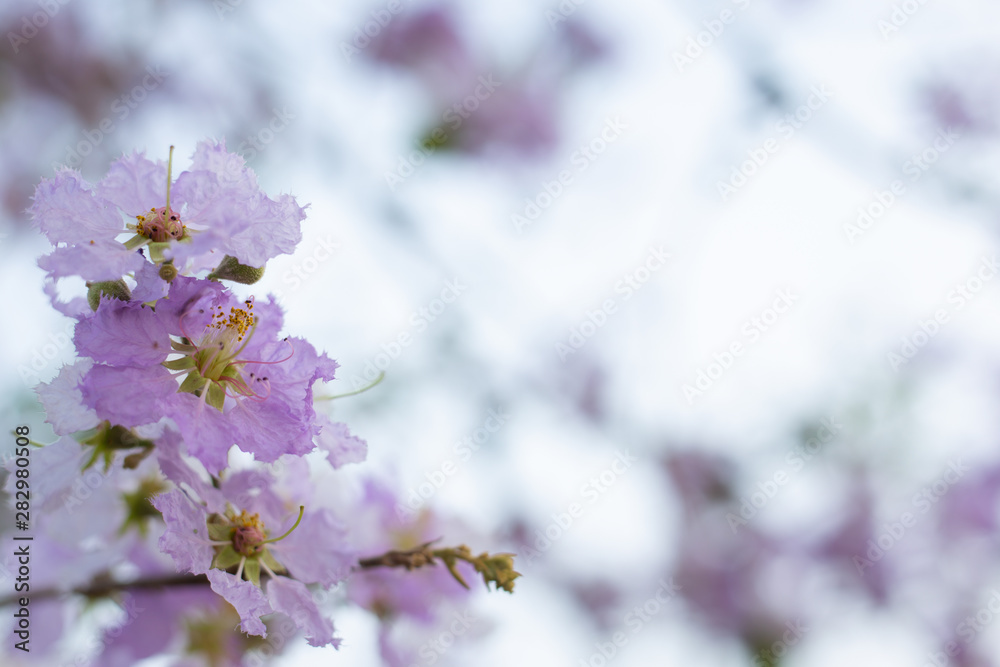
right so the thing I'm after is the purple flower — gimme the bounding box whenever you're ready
[76,277,338,472]
[152,464,353,646]
[30,140,307,285]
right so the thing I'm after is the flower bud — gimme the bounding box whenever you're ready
[207,255,266,284]
[86,279,132,311]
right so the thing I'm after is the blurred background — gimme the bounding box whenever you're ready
[2,0,1000,665]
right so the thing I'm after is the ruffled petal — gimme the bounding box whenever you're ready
[266,576,337,648]
[206,570,271,637]
[35,360,100,435]
[74,298,170,366]
[151,489,213,575]
[96,151,167,217]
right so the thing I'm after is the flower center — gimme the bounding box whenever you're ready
[193,298,257,383]
[135,206,186,242]
[231,511,267,557]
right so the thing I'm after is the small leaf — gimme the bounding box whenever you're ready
[206,383,226,411]
[207,523,235,542]
[260,549,286,574]
[212,545,242,571]
[244,559,261,587]
[162,356,196,371]
[179,370,207,394]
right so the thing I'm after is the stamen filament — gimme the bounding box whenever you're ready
[260,506,305,545]
[317,371,385,401]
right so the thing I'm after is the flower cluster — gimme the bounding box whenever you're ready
[6,142,518,664]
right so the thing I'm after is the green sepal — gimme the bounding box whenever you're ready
[244,558,261,587]
[207,523,235,542]
[207,255,266,285]
[162,356,196,371]
[206,383,226,411]
[171,340,197,353]
[260,549,286,575]
[87,280,132,311]
[78,421,154,472]
[178,370,207,394]
[212,545,242,571]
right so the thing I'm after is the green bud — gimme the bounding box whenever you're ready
[158,261,179,282]
[207,255,265,284]
[87,280,132,311]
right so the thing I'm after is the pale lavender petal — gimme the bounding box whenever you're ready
[151,489,213,575]
[96,151,167,217]
[43,278,88,318]
[266,576,336,647]
[30,169,124,244]
[74,299,170,366]
[38,241,144,282]
[131,260,170,304]
[219,469,286,527]
[221,193,306,267]
[81,363,176,428]
[206,569,271,637]
[270,509,355,587]
[164,392,235,475]
[154,429,226,513]
[315,416,367,468]
[35,359,100,435]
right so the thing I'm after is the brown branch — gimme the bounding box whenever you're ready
[356,540,439,571]
[0,573,209,607]
[0,541,518,607]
